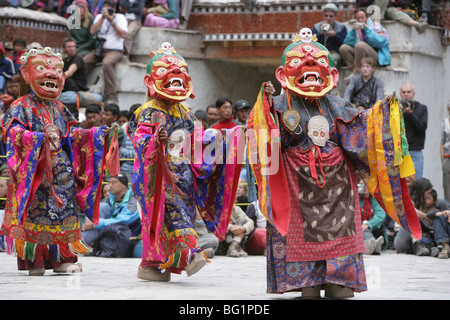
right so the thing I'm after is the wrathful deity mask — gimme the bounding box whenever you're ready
[275,28,339,101]
[20,47,65,101]
[144,42,195,103]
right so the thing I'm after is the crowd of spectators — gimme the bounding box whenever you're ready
[0,0,448,260]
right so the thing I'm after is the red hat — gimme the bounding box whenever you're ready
[75,0,88,8]
[0,43,6,55]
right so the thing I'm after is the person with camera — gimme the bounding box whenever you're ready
[312,3,348,68]
[343,56,384,110]
[339,7,390,83]
[83,0,128,105]
[399,82,428,179]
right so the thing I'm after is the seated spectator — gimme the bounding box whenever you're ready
[118,0,145,59]
[235,178,248,212]
[343,57,384,110]
[81,174,141,249]
[367,0,428,34]
[194,210,219,259]
[358,181,387,254]
[245,199,267,255]
[425,189,450,259]
[84,0,128,105]
[211,97,238,130]
[312,3,347,68]
[178,0,193,30]
[143,0,180,29]
[234,99,251,125]
[219,204,254,258]
[206,104,219,127]
[340,7,391,82]
[67,0,97,57]
[0,43,15,94]
[8,38,26,74]
[59,37,103,107]
[394,177,438,256]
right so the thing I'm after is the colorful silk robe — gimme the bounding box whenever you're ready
[248,88,420,293]
[0,93,109,263]
[129,99,243,274]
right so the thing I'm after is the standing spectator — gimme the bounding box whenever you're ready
[84,0,128,104]
[312,3,347,68]
[206,104,219,127]
[68,0,97,57]
[211,97,238,130]
[440,101,450,202]
[234,99,251,125]
[118,0,145,59]
[340,7,390,81]
[0,43,15,94]
[143,0,179,29]
[399,82,428,179]
[343,57,384,110]
[8,39,26,74]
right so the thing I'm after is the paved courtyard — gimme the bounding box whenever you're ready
[1,250,449,302]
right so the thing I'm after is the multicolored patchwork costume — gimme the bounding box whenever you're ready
[248,29,421,296]
[0,47,109,273]
[130,43,243,278]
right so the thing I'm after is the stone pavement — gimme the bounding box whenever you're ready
[1,250,450,302]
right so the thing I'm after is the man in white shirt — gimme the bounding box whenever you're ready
[83,0,128,104]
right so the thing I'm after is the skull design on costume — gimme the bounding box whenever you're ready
[299,28,313,43]
[307,115,329,146]
[167,129,187,157]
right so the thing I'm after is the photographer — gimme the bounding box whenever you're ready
[339,7,390,83]
[399,82,428,179]
[83,0,128,104]
[312,3,348,68]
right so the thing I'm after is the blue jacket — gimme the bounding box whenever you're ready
[96,188,140,230]
[343,25,391,66]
